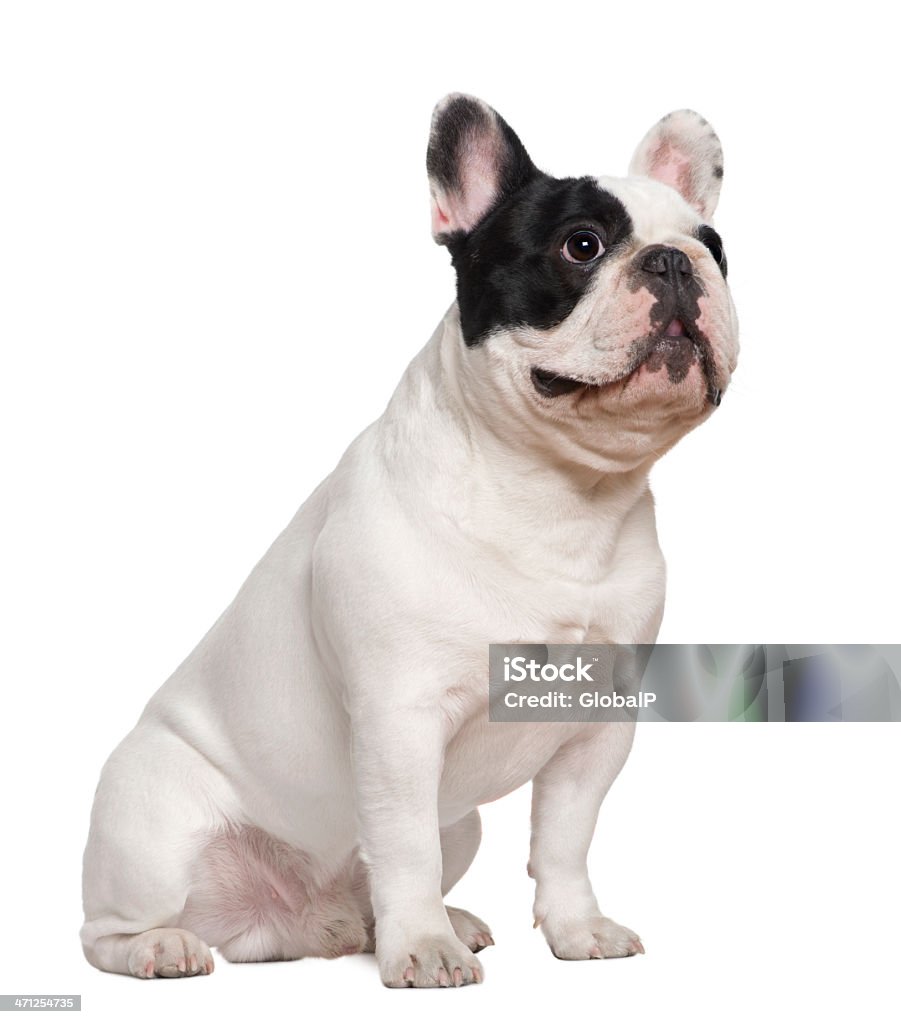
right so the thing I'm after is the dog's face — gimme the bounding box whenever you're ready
[427,95,739,472]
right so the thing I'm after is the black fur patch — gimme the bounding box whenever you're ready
[696,224,728,278]
[427,97,537,205]
[626,244,721,403]
[447,176,634,345]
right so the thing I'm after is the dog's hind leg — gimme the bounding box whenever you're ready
[80,725,231,978]
[440,810,494,952]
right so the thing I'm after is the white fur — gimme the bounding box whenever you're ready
[629,109,725,221]
[81,108,738,988]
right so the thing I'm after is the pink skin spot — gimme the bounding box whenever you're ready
[695,295,714,335]
[649,141,693,199]
[612,285,658,348]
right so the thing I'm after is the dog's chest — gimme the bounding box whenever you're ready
[435,564,663,819]
[439,715,574,822]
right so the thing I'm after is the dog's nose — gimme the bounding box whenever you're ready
[639,246,693,280]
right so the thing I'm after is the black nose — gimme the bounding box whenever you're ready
[640,246,693,279]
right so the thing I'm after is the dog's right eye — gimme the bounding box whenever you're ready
[562,230,604,264]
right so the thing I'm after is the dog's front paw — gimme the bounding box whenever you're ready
[378,931,484,988]
[446,905,494,952]
[540,914,644,961]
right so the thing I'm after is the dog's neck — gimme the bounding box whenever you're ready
[377,306,658,582]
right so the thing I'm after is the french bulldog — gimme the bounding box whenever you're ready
[81,94,738,988]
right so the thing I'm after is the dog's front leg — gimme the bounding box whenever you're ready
[352,706,483,988]
[530,720,645,961]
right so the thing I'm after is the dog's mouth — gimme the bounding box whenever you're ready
[530,319,722,407]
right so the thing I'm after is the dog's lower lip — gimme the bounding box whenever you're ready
[532,353,722,406]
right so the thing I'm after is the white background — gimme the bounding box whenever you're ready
[1,1,899,1021]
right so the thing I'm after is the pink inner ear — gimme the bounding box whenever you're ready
[430,195,453,237]
[434,200,450,228]
[650,142,693,198]
[430,132,503,237]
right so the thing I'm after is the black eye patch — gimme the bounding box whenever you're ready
[447,176,634,345]
[696,224,728,278]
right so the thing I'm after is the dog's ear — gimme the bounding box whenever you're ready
[628,110,724,222]
[427,94,538,245]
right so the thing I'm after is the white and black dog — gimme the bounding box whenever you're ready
[81,95,738,988]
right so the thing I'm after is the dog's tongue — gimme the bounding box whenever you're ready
[665,318,685,337]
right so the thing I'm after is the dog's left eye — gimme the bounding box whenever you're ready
[562,230,604,264]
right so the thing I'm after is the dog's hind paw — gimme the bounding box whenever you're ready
[125,928,214,979]
[446,905,494,952]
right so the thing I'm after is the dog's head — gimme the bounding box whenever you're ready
[427,94,738,473]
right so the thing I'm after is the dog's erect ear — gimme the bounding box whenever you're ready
[427,94,538,244]
[629,110,724,222]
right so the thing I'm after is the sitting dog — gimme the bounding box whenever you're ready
[81,94,738,988]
